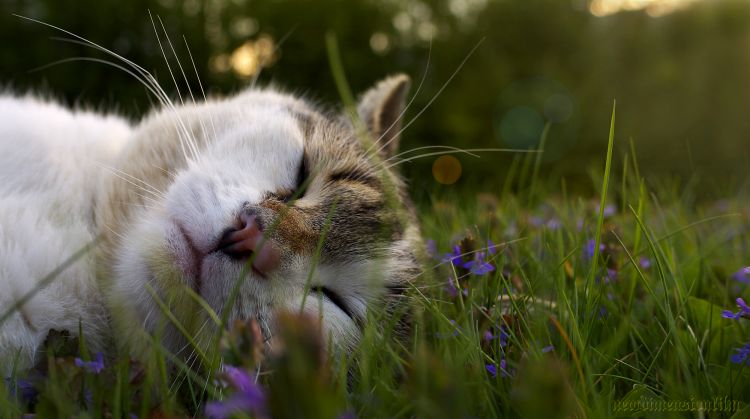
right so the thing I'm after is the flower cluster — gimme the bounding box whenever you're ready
[440,238,499,276]
[74,352,105,374]
[206,366,267,419]
[724,267,750,367]
[431,234,502,300]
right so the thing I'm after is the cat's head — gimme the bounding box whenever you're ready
[100,75,420,359]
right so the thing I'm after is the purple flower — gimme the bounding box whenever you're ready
[542,345,554,353]
[485,359,513,378]
[639,257,651,270]
[733,267,750,284]
[426,239,438,258]
[546,218,561,230]
[499,327,509,347]
[5,378,38,404]
[463,252,494,275]
[597,203,617,218]
[485,364,497,377]
[487,239,500,255]
[442,245,464,266]
[730,343,750,366]
[206,366,266,419]
[444,279,467,298]
[445,279,459,298]
[603,269,617,283]
[484,326,509,347]
[337,411,357,419]
[499,359,514,378]
[584,239,605,261]
[435,320,461,339]
[529,216,544,227]
[722,298,750,320]
[74,352,104,374]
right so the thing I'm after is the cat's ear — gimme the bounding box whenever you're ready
[357,74,411,159]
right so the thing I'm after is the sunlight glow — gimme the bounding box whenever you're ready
[589,0,700,17]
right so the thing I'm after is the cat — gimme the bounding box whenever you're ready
[0,73,421,373]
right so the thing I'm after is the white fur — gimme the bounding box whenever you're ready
[0,95,131,372]
[0,77,415,372]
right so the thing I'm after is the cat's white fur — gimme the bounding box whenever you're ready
[0,95,131,369]
[0,81,415,373]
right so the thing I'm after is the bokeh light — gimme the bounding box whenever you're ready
[495,78,579,162]
[589,0,699,17]
[432,155,463,185]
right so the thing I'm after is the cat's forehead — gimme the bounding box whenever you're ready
[234,89,373,166]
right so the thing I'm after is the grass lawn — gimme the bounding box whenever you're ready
[2,106,750,418]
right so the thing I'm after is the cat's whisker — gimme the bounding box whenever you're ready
[372,38,485,158]
[384,145,481,164]
[384,148,539,169]
[183,35,220,145]
[249,26,298,88]
[149,12,201,162]
[151,163,179,180]
[94,162,167,198]
[118,202,160,211]
[97,168,165,203]
[365,39,432,157]
[19,15,195,163]
[101,223,127,242]
[155,15,211,151]
[156,15,214,159]
[29,55,169,109]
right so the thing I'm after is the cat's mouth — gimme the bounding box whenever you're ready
[175,223,205,293]
[171,218,277,294]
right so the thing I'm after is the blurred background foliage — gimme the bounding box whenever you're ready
[1,0,748,199]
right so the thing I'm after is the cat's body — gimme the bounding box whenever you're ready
[0,76,420,372]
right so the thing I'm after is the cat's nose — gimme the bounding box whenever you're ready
[218,210,280,276]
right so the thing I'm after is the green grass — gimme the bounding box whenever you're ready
[3,29,750,419]
[3,133,750,417]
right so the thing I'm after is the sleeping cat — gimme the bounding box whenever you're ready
[0,74,421,372]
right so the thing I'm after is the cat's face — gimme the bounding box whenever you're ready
[106,75,419,358]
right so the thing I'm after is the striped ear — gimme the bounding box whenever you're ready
[357,74,411,159]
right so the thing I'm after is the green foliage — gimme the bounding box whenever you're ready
[3,0,750,194]
[2,1,750,417]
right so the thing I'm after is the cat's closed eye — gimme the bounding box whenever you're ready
[311,285,353,319]
[282,156,309,204]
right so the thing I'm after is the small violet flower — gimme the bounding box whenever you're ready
[529,216,544,227]
[722,298,750,320]
[486,359,514,378]
[584,239,605,261]
[729,343,750,366]
[337,411,357,419]
[733,267,750,284]
[5,378,38,404]
[74,352,104,374]
[426,239,438,259]
[205,366,266,419]
[596,203,617,218]
[444,279,467,298]
[442,245,464,267]
[463,252,494,276]
[483,326,509,347]
[542,345,555,353]
[485,364,497,377]
[487,239,500,255]
[639,257,652,270]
